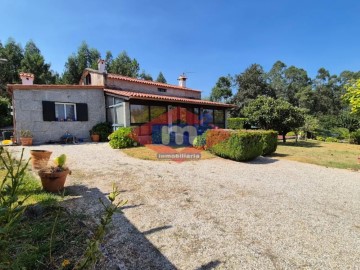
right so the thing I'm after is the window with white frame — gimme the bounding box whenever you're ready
[55,103,77,121]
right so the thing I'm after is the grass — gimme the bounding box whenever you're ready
[0,151,89,269]
[272,139,360,170]
[122,145,216,161]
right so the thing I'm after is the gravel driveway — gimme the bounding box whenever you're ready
[11,143,360,269]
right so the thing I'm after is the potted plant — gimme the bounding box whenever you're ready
[89,130,100,142]
[30,150,52,170]
[90,122,112,142]
[38,154,71,193]
[20,130,33,146]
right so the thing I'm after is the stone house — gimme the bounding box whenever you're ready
[7,61,234,144]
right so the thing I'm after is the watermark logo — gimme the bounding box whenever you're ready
[131,107,215,162]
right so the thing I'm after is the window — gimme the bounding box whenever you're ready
[85,74,91,85]
[42,101,88,122]
[55,103,76,121]
[158,88,167,93]
[130,104,149,124]
[106,95,124,127]
[150,106,167,122]
[203,109,214,125]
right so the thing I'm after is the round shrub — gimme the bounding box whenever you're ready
[349,130,360,144]
[192,132,207,149]
[108,127,137,149]
[316,136,325,141]
[325,137,338,143]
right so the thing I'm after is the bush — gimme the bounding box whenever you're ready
[350,130,360,145]
[260,130,278,155]
[330,127,349,140]
[227,118,249,129]
[90,122,113,142]
[316,136,325,141]
[205,129,232,149]
[192,132,207,149]
[0,97,12,128]
[206,130,263,161]
[325,137,338,143]
[108,127,137,149]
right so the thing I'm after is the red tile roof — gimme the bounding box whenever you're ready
[104,89,235,108]
[19,72,34,78]
[7,84,102,93]
[107,73,201,93]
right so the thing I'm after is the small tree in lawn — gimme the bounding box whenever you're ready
[243,96,305,142]
[343,79,360,116]
[302,115,319,140]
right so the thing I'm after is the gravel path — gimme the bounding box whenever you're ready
[10,143,360,269]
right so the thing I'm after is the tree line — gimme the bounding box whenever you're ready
[0,38,167,94]
[210,61,360,141]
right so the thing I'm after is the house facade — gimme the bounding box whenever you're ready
[8,62,234,144]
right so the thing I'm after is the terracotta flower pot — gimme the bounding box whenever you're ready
[91,134,100,142]
[30,150,52,170]
[38,168,70,193]
[20,137,33,146]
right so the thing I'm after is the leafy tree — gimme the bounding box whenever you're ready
[20,40,56,84]
[210,76,233,102]
[343,79,360,116]
[138,70,153,81]
[0,38,23,93]
[232,64,274,114]
[283,66,311,106]
[267,60,287,99]
[0,96,12,127]
[302,115,319,140]
[156,72,167,83]
[62,42,100,84]
[107,51,139,78]
[313,68,343,115]
[243,96,305,142]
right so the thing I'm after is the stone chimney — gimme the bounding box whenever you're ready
[178,73,187,88]
[19,72,34,85]
[98,59,106,73]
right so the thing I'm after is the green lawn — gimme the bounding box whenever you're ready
[272,140,360,170]
[0,150,89,269]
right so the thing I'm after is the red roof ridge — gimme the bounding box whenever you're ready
[106,73,201,93]
[104,88,234,108]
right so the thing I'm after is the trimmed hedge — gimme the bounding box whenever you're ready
[227,118,249,130]
[205,129,232,149]
[108,127,137,149]
[205,129,278,161]
[259,130,278,155]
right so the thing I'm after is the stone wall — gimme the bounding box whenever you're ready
[13,88,105,144]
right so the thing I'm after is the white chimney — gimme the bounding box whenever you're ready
[19,72,34,85]
[178,73,187,88]
[98,59,106,73]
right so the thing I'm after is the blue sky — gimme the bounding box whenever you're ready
[1,0,360,96]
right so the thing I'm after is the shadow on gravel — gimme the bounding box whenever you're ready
[62,184,179,269]
[248,156,279,165]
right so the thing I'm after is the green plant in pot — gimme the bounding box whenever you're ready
[90,122,112,142]
[19,130,33,146]
[89,130,100,142]
[38,154,71,193]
